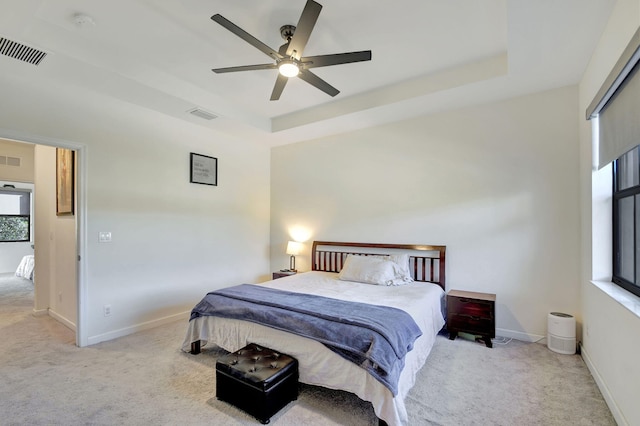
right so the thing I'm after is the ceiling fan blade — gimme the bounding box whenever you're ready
[211,14,283,60]
[301,50,372,69]
[212,63,277,73]
[298,69,339,97]
[286,0,322,59]
[270,74,289,101]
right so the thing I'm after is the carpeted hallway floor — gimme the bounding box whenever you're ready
[0,273,615,425]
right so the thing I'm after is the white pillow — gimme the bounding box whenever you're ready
[368,253,414,285]
[386,254,413,284]
[338,255,398,286]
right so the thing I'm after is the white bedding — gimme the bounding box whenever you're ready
[15,255,34,280]
[182,271,445,426]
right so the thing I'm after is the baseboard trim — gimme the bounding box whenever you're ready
[495,327,545,343]
[87,311,191,346]
[32,308,49,317]
[580,343,627,426]
[48,309,77,332]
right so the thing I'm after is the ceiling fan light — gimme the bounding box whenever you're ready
[279,61,300,77]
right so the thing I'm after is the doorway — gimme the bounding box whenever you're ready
[0,132,85,347]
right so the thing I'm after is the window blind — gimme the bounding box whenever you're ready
[587,27,640,170]
[0,187,31,215]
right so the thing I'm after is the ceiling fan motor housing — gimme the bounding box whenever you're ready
[280,25,296,41]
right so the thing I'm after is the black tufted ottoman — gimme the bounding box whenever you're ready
[216,343,299,424]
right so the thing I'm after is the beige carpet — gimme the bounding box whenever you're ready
[0,273,615,425]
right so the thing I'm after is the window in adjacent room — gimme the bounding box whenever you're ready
[0,187,31,243]
[613,146,640,297]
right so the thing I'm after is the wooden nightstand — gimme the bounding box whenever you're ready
[272,271,296,280]
[447,289,496,348]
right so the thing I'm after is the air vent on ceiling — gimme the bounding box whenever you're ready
[188,108,217,121]
[0,37,47,66]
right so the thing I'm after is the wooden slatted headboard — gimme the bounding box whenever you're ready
[311,241,446,291]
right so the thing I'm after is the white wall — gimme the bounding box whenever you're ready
[32,147,53,314]
[579,0,640,424]
[271,85,580,341]
[32,145,77,327]
[0,138,35,182]
[0,74,271,345]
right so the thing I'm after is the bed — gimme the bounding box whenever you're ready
[182,241,446,426]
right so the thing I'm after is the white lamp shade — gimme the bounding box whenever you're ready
[286,241,303,255]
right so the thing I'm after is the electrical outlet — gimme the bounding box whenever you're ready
[104,304,111,317]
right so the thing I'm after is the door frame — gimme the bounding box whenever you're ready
[0,128,87,347]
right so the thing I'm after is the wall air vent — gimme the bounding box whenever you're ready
[0,156,21,166]
[0,37,47,65]
[188,108,217,121]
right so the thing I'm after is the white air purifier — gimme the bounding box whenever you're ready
[547,312,576,355]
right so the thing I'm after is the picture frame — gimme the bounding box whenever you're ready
[56,148,74,216]
[190,152,218,186]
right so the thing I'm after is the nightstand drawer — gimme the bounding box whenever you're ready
[448,297,493,319]
[448,313,493,336]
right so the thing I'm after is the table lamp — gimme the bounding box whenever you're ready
[286,241,303,272]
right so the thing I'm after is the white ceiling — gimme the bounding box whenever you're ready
[0,0,615,146]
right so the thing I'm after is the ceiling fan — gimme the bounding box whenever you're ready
[210,0,372,101]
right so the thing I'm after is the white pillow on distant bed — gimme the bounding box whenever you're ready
[338,255,399,286]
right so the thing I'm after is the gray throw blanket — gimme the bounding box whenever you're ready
[189,284,422,395]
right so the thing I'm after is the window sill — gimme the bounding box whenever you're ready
[591,280,640,319]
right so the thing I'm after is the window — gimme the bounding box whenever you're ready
[587,28,640,297]
[0,188,31,243]
[613,146,640,297]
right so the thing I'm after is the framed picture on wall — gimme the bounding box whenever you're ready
[56,148,74,216]
[190,152,218,186]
